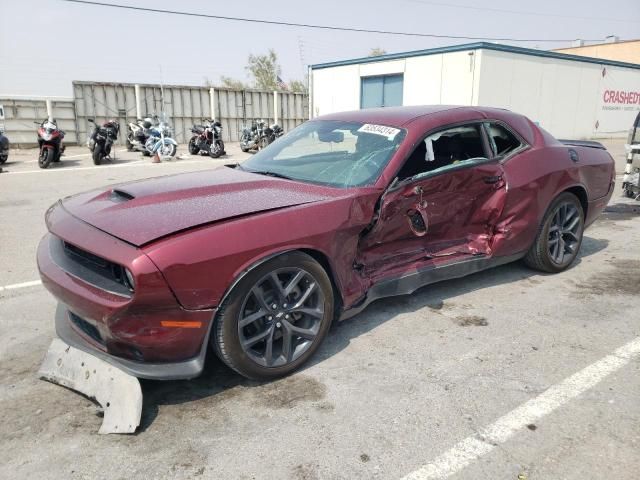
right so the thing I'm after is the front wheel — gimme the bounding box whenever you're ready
[38,148,53,169]
[524,192,584,273]
[209,140,224,158]
[213,252,334,380]
[160,142,177,158]
[92,145,104,165]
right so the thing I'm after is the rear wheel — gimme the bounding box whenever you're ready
[126,138,134,151]
[0,154,7,165]
[188,138,199,155]
[213,252,334,380]
[524,192,584,273]
[38,148,53,169]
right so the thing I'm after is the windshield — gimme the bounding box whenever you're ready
[241,120,406,188]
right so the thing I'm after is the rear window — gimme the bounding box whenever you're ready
[487,123,523,157]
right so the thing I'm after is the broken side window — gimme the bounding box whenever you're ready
[396,124,487,180]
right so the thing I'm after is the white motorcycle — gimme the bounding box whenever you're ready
[126,117,153,155]
[144,115,177,159]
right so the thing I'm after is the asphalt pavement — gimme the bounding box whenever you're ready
[0,140,638,480]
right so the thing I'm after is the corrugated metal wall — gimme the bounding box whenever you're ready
[0,97,77,145]
[1,83,308,146]
[74,81,309,144]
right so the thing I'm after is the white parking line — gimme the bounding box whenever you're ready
[401,336,640,480]
[0,280,42,292]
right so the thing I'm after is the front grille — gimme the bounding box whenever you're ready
[63,241,110,268]
[50,236,132,297]
[69,311,104,345]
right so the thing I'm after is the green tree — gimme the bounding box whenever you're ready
[246,49,281,90]
[219,76,246,90]
[368,47,387,57]
[288,79,308,93]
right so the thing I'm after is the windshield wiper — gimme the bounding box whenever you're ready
[245,170,294,180]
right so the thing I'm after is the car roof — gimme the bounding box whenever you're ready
[314,105,512,128]
[314,105,538,146]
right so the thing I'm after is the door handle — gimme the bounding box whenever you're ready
[483,175,502,184]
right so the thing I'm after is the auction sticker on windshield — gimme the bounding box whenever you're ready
[358,124,401,140]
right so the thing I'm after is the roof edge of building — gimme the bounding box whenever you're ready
[310,41,640,71]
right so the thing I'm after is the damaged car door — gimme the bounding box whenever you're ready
[357,123,508,282]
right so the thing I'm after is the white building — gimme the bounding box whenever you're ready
[309,42,640,139]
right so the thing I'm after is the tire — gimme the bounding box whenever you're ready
[524,192,584,273]
[0,154,7,165]
[162,143,177,158]
[188,138,199,155]
[240,144,249,153]
[213,251,334,380]
[258,136,269,150]
[209,140,223,158]
[126,138,134,151]
[623,188,635,199]
[38,148,53,169]
[142,150,151,157]
[92,145,104,165]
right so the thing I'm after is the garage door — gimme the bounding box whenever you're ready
[360,74,404,109]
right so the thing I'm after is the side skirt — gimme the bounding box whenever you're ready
[338,252,525,321]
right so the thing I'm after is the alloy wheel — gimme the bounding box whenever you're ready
[238,268,325,368]
[547,202,582,265]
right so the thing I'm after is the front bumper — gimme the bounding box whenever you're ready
[37,204,216,380]
[55,303,211,380]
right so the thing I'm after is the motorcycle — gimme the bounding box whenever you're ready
[240,119,283,152]
[240,120,266,152]
[144,115,177,159]
[0,131,8,165]
[126,117,153,156]
[88,119,119,165]
[35,119,65,169]
[265,123,284,145]
[188,119,225,158]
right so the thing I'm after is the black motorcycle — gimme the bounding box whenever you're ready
[265,123,284,145]
[240,120,284,152]
[188,119,225,158]
[0,131,9,165]
[88,119,120,165]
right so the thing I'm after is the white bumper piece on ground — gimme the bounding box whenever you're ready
[38,338,142,434]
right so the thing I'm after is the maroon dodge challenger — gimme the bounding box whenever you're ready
[37,106,615,380]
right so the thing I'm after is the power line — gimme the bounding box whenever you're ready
[404,0,640,24]
[59,0,606,43]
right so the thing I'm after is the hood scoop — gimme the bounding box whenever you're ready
[110,189,135,202]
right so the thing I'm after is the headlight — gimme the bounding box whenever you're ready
[124,268,135,291]
[42,133,53,141]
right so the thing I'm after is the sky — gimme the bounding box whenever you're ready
[1,0,639,97]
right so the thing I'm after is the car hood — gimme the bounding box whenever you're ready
[61,167,338,246]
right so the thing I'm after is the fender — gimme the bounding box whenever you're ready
[162,138,178,146]
[216,245,342,312]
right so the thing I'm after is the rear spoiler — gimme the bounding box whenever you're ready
[558,139,606,150]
